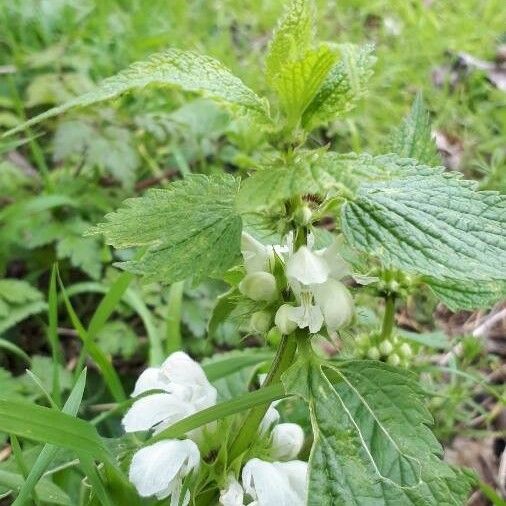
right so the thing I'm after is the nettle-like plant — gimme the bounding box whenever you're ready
[5,1,506,505]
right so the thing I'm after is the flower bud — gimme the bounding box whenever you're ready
[378,340,393,356]
[270,423,304,460]
[356,334,370,347]
[250,311,272,334]
[295,205,312,226]
[239,272,277,302]
[274,304,298,335]
[399,342,413,359]
[267,326,282,347]
[387,353,401,367]
[367,346,380,360]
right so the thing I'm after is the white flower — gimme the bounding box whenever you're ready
[122,351,217,434]
[281,237,354,334]
[219,459,308,506]
[220,475,244,506]
[259,404,280,436]
[270,423,304,460]
[241,232,287,275]
[129,439,199,503]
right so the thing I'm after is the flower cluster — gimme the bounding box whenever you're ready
[240,232,355,337]
[123,352,307,504]
[123,352,217,504]
[355,331,413,367]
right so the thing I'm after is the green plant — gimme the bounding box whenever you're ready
[2,0,506,504]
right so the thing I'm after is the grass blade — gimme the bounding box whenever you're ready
[47,265,63,406]
[0,398,112,464]
[58,275,126,402]
[13,370,88,506]
[150,383,285,445]
[87,271,135,340]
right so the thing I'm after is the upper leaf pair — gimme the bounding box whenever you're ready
[4,0,374,141]
[265,0,375,130]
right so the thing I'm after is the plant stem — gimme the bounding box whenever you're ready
[227,334,298,462]
[165,280,184,354]
[380,294,396,340]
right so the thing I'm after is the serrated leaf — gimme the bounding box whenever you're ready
[91,174,242,283]
[272,45,337,123]
[6,49,270,136]
[53,121,139,187]
[389,93,440,165]
[283,357,473,505]
[0,280,47,334]
[425,277,506,311]
[0,279,42,304]
[237,150,337,212]
[265,0,315,84]
[56,230,102,280]
[321,152,438,193]
[302,44,376,130]
[341,169,506,284]
[96,321,138,358]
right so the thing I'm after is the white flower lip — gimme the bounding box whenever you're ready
[129,439,199,500]
[286,246,330,285]
[122,351,217,435]
[241,458,308,506]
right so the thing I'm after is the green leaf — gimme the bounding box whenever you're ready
[283,357,473,505]
[0,279,47,334]
[302,44,376,130]
[0,469,71,505]
[272,45,337,124]
[321,152,437,193]
[389,93,440,165]
[425,277,506,311]
[237,150,337,212]
[13,369,87,506]
[53,121,139,188]
[96,321,138,358]
[265,0,315,84]
[5,49,269,136]
[341,169,506,283]
[91,174,243,284]
[0,398,112,464]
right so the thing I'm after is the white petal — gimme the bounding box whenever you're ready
[286,246,329,285]
[274,304,298,335]
[286,304,324,334]
[241,232,272,273]
[313,279,354,331]
[270,423,304,460]
[219,475,244,506]
[132,367,170,397]
[273,460,308,504]
[122,393,193,433]
[316,240,351,280]
[161,351,208,386]
[129,439,199,498]
[160,352,217,410]
[259,404,280,435]
[242,459,289,506]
